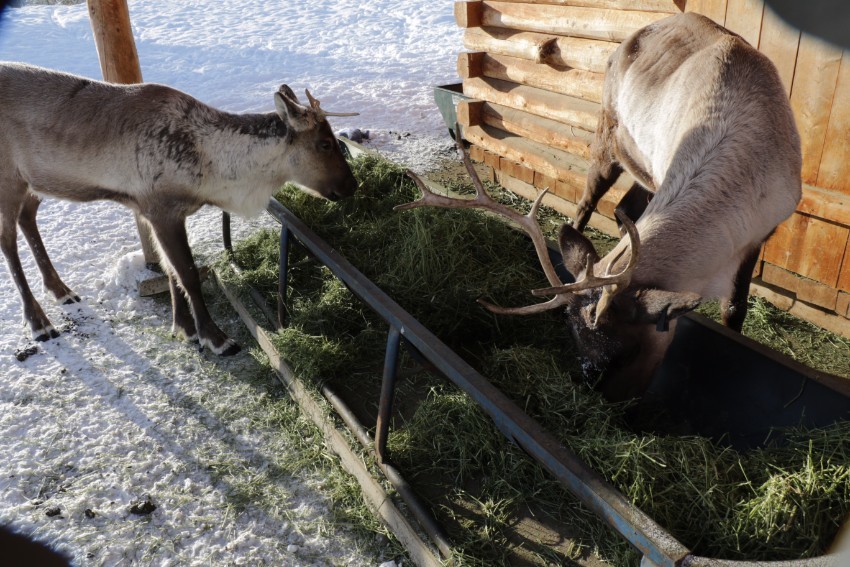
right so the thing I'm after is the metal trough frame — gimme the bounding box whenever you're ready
[220,186,843,567]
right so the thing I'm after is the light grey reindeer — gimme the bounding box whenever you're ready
[402,13,801,401]
[0,62,358,356]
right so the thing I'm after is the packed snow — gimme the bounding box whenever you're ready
[0,1,461,564]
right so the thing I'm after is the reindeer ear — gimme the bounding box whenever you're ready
[278,84,299,102]
[558,223,599,279]
[615,289,701,330]
[274,89,313,132]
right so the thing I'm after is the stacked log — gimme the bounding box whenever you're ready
[454,0,677,234]
[453,0,850,337]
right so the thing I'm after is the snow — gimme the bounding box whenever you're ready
[0,1,461,564]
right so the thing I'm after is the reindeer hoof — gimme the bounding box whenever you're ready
[34,326,60,341]
[219,342,241,357]
[209,338,241,357]
[62,295,81,305]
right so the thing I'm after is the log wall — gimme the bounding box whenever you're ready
[454,0,850,338]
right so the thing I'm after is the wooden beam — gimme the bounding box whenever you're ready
[459,100,593,159]
[723,0,764,47]
[87,0,157,267]
[761,263,839,311]
[457,52,485,78]
[837,291,850,317]
[495,169,620,235]
[750,281,850,340]
[816,49,850,194]
[487,0,684,13]
[797,184,850,226]
[757,4,801,97]
[473,52,605,103]
[461,123,589,185]
[463,26,618,72]
[462,76,600,132]
[789,33,843,185]
[763,212,849,287]
[540,35,619,73]
[455,1,482,28]
[464,26,557,64]
[684,0,728,25]
[457,99,484,128]
[481,1,668,42]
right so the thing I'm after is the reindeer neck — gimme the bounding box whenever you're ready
[193,109,294,216]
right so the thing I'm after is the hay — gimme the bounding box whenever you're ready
[223,153,850,565]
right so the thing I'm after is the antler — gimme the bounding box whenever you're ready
[398,123,642,319]
[397,124,574,315]
[531,208,640,325]
[532,209,640,298]
[304,89,359,118]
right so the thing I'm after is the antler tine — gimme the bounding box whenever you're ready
[305,89,320,111]
[397,123,564,290]
[304,89,360,118]
[477,294,571,316]
[532,209,641,298]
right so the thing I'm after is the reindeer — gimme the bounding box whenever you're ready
[0,62,358,356]
[400,13,801,401]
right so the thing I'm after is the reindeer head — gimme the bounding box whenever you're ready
[550,223,701,400]
[273,85,358,201]
[399,129,701,401]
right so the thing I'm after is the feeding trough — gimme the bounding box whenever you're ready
[433,83,469,141]
[217,139,849,566]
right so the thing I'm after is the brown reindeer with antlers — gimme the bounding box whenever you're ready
[400,13,801,401]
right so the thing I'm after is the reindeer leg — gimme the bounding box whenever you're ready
[18,193,80,305]
[574,110,623,232]
[168,274,198,343]
[722,246,761,332]
[0,183,59,341]
[613,183,653,238]
[144,213,240,356]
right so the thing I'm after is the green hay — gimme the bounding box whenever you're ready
[699,299,850,378]
[222,153,850,565]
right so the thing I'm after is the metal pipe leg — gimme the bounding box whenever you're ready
[375,325,402,464]
[222,212,232,254]
[278,224,291,329]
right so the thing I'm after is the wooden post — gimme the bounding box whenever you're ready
[86,0,159,270]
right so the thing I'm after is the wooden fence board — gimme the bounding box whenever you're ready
[464,26,555,64]
[756,5,801,96]
[684,0,727,25]
[789,33,843,185]
[797,185,850,226]
[839,244,850,293]
[478,53,605,103]
[722,0,764,47]
[816,49,850,195]
[486,0,684,13]
[462,123,589,185]
[455,1,482,28]
[481,1,668,42]
[462,76,600,131]
[764,213,849,287]
[761,263,839,310]
[460,100,593,158]
[463,26,618,72]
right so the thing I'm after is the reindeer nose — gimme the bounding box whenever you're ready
[334,175,358,200]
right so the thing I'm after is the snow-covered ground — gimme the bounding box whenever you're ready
[0,1,461,564]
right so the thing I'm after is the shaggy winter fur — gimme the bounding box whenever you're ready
[0,62,357,355]
[561,13,801,400]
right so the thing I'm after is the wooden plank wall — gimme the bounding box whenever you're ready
[454,0,850,337]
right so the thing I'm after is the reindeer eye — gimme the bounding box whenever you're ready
[319,141,333,152]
